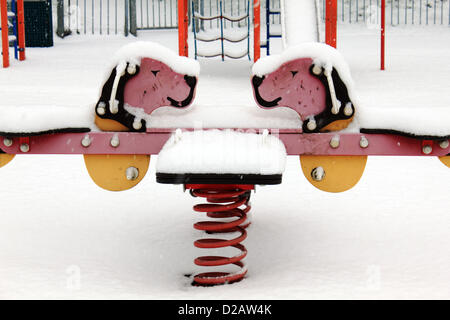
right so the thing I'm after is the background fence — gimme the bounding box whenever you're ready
[54,0,450,37]
[321,0,450,26]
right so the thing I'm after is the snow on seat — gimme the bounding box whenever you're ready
[156,129,287,185]
[95,41,200,132]
[252,42,357,134]
[359,107,450,140]
[0,105,93,137]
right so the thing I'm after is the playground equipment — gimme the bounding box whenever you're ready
[179,0,258,61]
[0,40,448,285]
[191,0,251,61]
[0,0,25,68]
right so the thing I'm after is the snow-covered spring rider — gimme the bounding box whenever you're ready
[0,42,449,286]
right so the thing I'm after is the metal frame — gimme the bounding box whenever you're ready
[1,130,448,157]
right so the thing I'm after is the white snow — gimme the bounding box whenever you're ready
[110,41,200,77]
[281,0,320,48]
[359,106,450,137]
[156,129,286,175]
[0,105,94,134]
[0,25,449,299]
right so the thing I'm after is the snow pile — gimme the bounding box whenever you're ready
[359,107,450,137]
[109,41,200,77]
[281,0,320,48]
[0,105,95,134]
[156,129,287,175]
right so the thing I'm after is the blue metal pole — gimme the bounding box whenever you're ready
[220,1,224,61]
[12,0,18,59]
[191,1,198,59]
[247,0,250,60]
[266,0,270,55]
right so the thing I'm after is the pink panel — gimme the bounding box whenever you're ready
[124,58,196,114]
[253,58,326,120]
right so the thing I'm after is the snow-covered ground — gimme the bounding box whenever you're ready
[0,24,449,299]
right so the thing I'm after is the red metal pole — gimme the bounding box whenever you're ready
[178,0,188,57]
[1,0,10,68]
[253,0,261,62]
[17,0,25,61]
[381,0,385,70]
[325,0,337,48]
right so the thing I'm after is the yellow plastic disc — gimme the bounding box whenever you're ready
[84,154,150,191]
[439,156,450,168]
[0,154,15,168]
[300,155,367,193]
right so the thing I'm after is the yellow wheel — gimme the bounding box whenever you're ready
[300,155,367,193]
[84,154,150,191]
[439,156,450,168]
[0,154,15,168]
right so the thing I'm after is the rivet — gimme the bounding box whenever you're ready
[3,138,13,147]
[133,119,143,130]
[81,135,91,148]
[330,135,340,149]
[439,140,449,149]
[110,100,119,114]
[20,143,29,153]
[97,102,106,115]
[422,145,433,155]
[344,103,353,116]
[312,64,322,75]
[126,167,139,181]
[110,135,120,148]
[360,136,369,148]
[127,63,137,75]
[306,119,317,131]
[311,167,325,182]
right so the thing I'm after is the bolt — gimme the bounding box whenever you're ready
[110,135,120,148]
[439,140,449,149]
[360,136,369,148]
[110,100,119,114]
[97,102,106,115]
[311,167,325,182]
[344,103,353,116]
[126,167,139,181]
[3,138,13,147]
[127,63,137,75]
[133,119,143,130]
[81,135,91,148]
[306,119,317,131]
[312,64,322,75]
[422,145,433,155]
[20,143,29,153]
[330,135,340,149]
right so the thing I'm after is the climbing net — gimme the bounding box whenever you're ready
[192,0,251,61]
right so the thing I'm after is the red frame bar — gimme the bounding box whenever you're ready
[178,0,188,57]
[0,131,447,157]
[16,0,25,61]
[253,0,261,62]
[1,0,9,68]
[325,0,337,48]
[381,0,385,70]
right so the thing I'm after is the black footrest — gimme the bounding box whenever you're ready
[156,173,282,185]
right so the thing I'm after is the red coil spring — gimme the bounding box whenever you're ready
[188,185,253,286]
